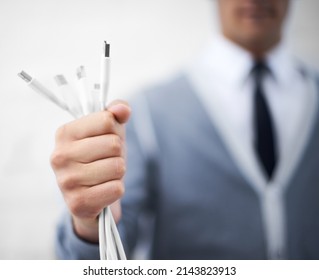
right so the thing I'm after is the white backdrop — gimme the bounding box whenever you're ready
[0,0,318,259]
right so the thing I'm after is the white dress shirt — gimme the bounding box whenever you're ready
[187,34,318,259]
[188,34,313,180]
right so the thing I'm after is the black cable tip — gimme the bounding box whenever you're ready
[104,41,110,57]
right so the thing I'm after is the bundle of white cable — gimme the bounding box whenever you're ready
[97,42,126,259]
[99,206,126,260]
[18,41,127,260]
[61,64,126,260]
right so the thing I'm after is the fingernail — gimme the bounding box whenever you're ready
[109,103,131,112]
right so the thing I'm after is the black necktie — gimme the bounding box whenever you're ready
[252,61,277,179]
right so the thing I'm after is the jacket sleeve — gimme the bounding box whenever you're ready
[55,211,100,259]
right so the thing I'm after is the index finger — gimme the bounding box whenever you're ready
[57,110,121,141]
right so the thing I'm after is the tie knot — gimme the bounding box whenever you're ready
[252,60,269,74]
[252,60,269,80]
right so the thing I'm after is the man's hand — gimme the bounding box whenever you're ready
[50,101,131,243]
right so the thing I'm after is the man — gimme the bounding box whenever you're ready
[52,0,319,259]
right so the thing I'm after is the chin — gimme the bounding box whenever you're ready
[242,35,278,55]
[240,22,277,43]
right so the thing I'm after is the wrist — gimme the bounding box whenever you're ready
[72,216,99,244]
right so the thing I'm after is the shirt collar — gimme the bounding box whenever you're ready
[266,42,296,85]
[192,34,297,87]
[210,34,253,86]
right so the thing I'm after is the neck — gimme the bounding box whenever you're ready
[223,34,282,61]
[246,39,280,60]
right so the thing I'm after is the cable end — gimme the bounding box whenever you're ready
[104,41,110,58]
[18,71,32,82]
[54,74,68,86]
[76,65,86,79]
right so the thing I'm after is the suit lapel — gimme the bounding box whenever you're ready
[186,71,319,195]
[274,72,319,192]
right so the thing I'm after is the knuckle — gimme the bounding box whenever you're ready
[50,149,67,168]
[57,172,78,190]
[112,180,125,198]
[69,192,101,219]
[115,157,126,177]
[110,135,122,155]
[101,111,116,132]
[68,192,98,219]
[68,194,85,217]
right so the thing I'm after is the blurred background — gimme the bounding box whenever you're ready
[0,0,318,259]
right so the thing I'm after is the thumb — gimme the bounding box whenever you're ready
[107,100,131,124]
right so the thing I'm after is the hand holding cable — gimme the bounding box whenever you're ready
[18,41,128,260]
[51,101,130,247]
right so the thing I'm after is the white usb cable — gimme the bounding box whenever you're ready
[18,40,127,260]
[99,41,110,110]
[18,71,71,115]
[54,74,83,118]
[76,65,94,115]
[99,41,126,260]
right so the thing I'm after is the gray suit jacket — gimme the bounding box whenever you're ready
[56,71,319,260]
